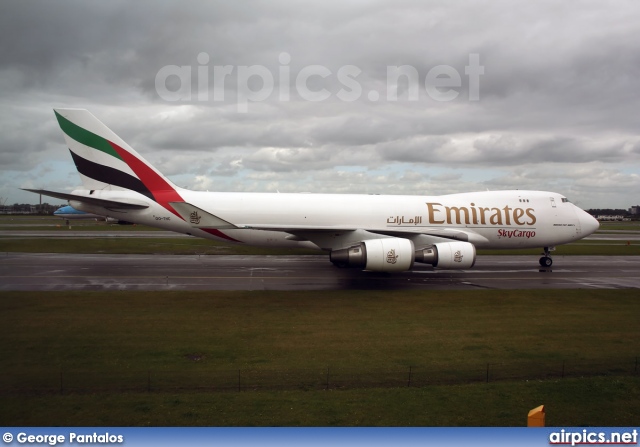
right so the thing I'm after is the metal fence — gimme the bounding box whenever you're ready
[2,357,638,395]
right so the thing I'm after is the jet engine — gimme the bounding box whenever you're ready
[414,241,476,269]
[330,238,415,272]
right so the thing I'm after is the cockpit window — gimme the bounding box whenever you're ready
[561,198,570,203]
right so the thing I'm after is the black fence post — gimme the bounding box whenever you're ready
[407,366,412,387]
[325,367,330,390]
[562,360,565,379]
[486,363,489,383]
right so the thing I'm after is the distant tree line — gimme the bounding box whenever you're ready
[0,203,65,215]
[586,209,631,216]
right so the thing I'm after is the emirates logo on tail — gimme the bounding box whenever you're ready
[190,211,201,224]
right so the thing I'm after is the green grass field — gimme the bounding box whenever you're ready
[598,221,640,232]
[1,377,638,426]
[0,237,323,255]
[0,289,638,426]
[1,234,639,256]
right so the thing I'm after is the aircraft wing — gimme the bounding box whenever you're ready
[22,189,149,210]
[373,227,485,243]
[242,224,488,249]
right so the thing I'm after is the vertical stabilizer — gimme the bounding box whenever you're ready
[54,108,184,212]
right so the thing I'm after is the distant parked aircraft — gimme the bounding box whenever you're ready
[53,205,130,224]
[54,205,109,220]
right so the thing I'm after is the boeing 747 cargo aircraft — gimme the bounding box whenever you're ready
[26,109,600,271]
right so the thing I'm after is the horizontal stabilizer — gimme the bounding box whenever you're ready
[22,189,149,210]
[168,201,238,229]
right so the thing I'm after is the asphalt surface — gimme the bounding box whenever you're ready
[1,252,639,291]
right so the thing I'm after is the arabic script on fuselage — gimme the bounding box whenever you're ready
[386,203,537,227]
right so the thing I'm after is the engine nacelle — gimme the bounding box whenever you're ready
[330,238,415,272]
[415,241,476,269]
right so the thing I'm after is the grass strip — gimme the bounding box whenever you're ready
[1,376,638,426]
[1,289,638,426]
[0,236,638,255]
[1,289,637,374]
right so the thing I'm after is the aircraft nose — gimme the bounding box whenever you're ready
[579,210,600,236]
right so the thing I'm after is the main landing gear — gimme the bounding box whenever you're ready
[539,246,554,267]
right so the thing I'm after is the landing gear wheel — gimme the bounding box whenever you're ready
[539,246,554,267]
[539,256,553,267]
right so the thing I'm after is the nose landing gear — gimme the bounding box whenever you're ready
[539,246,554,267]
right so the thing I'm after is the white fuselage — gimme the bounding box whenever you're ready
[71,189,599,251]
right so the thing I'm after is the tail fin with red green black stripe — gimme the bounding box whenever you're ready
[53,108,185,216]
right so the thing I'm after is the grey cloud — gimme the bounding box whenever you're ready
[243,147,335,172]
[1,0,640,208]
[375,133,640,167]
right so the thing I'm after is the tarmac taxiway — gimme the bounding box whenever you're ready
[1,252,639,291]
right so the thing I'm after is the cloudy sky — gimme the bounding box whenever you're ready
[1,0,639,209]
